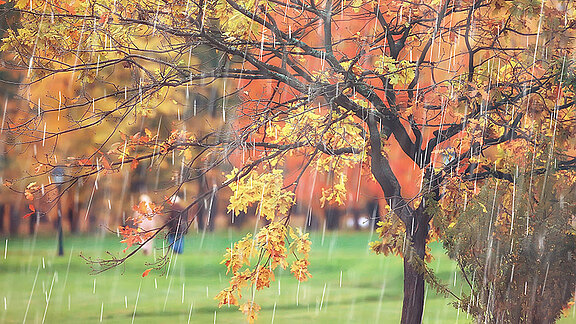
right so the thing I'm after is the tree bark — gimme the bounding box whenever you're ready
[401,211,428,324]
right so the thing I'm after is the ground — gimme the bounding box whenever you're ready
[0,231,574,323]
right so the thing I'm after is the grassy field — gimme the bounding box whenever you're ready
[0,231,574,323]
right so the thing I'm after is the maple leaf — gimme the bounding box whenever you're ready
[25,182,39,200]
[118,226,154,253]
[226,168,294,221]
[221,234,254,275]
[63,3,76,15]
[24,191,34,201]
[142,269,152,277]
[132,200,163,221]
[101,157,112,170]
[130,158,139,170]
[257,223,288,270]
[99,12,110,25]
[214,289,239,307]
[229,269,251,293]
[239,301,261,324]
[77,158,92,166]
[254,266,274,290]
[290,259,312,282]
[144,128,153,138]
[14,0,28,9]
[289,227,312,258]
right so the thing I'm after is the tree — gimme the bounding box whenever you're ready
[2,0,576,323]
[436,174,576,323]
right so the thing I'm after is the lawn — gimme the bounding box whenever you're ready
[0,231,574,323]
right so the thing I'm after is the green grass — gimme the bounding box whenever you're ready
[0,231,574,323]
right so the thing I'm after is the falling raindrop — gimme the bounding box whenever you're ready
[0,98,7,134]
[41,273,56,324]
[187,302,194,323]
[23,265,40,323]
[182,283,185,304]
[131,281,142,324]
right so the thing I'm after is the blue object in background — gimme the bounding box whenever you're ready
[168,234,184,254]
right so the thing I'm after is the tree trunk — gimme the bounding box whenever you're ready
[9,204,20,236]
[364,115,430,323]
[324,207,341,230]
[401,212,428,324]
[206,189,217,232]
[28,211,39,235]
[352,208,360,230]
[0,204,4,233]
[68,208,78,234]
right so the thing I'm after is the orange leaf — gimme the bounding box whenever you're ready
[214,289,239,307]
[130,158,139,170]
[78,158,92,166]
[99,12,110,25]
[23,204,35,219]
[63,3,76,15]
[101,157,112,170]
[142,269,152,277]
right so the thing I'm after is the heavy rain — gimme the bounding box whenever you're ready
[1,0,576,323]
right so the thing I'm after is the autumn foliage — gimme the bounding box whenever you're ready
[2,0,576,322]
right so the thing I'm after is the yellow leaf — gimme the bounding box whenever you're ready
[15,0,29,9]
[239,301,260,324]
[479,203,488,213]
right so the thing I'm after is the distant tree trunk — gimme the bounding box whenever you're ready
[89,212,98,233]
[67,208,78,234]
[324,207,341,230]
[366,200,380,231]
[69,189,80,234]
[231,205,258,229]
[9,204,20,236]
[230,209,246,228]
[197,175,217,231]
[0,204,4,233]
[28,211,39,235]
[304,209,319,231]
[351,208,360,230]
[205,188,217,232]
[196,175,207,230]
[196,206,205,231]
